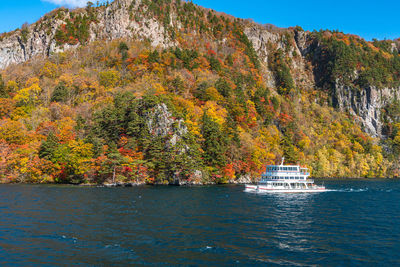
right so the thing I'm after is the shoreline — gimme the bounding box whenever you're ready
[0,177,398,188]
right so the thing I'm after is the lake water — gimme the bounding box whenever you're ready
[0,179,399,266]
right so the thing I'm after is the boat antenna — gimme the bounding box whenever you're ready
[281,157,285,166]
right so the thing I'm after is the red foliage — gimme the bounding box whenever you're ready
[207,49,216,56]
[222,163,235,179]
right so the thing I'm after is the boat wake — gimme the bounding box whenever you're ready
[244,188,369,194]
[324,188,368,193]
[244,189,326,194]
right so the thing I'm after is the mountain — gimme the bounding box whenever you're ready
[0,0,399,184]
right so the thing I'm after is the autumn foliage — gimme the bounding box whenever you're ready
[0,0,395,184]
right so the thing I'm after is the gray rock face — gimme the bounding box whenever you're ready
[244,25,285,64]
[0,26,59,69]
[146,103,188,145]
[0,0,175,69]
[244,26,315,92]
[232,174,253,184]
[334,85,400,137]
[243,25,284,88]
[146,103,176,137]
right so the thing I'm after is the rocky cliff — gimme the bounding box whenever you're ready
[332,85,400,138]
[0,0,174,69]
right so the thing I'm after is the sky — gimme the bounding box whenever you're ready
[0,0,399,41]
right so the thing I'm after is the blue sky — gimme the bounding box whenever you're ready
[0,0,398,41]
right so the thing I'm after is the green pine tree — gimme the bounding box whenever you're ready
[39,132,59,161]
[201,112,227,167]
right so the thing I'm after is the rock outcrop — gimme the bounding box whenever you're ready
[334,85,400,137]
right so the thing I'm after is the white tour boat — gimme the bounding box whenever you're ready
[245,158,326,193]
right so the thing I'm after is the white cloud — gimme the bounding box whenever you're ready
[42,0,99,8]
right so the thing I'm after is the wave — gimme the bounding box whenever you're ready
[60,235,78,243]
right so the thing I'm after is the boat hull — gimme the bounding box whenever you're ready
[245,184,326,193]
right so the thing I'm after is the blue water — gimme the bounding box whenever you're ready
[0,179,399,266]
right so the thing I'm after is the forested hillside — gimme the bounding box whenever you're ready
[0,0,399,184]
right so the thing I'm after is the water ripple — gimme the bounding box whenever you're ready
[0,180,398,265]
